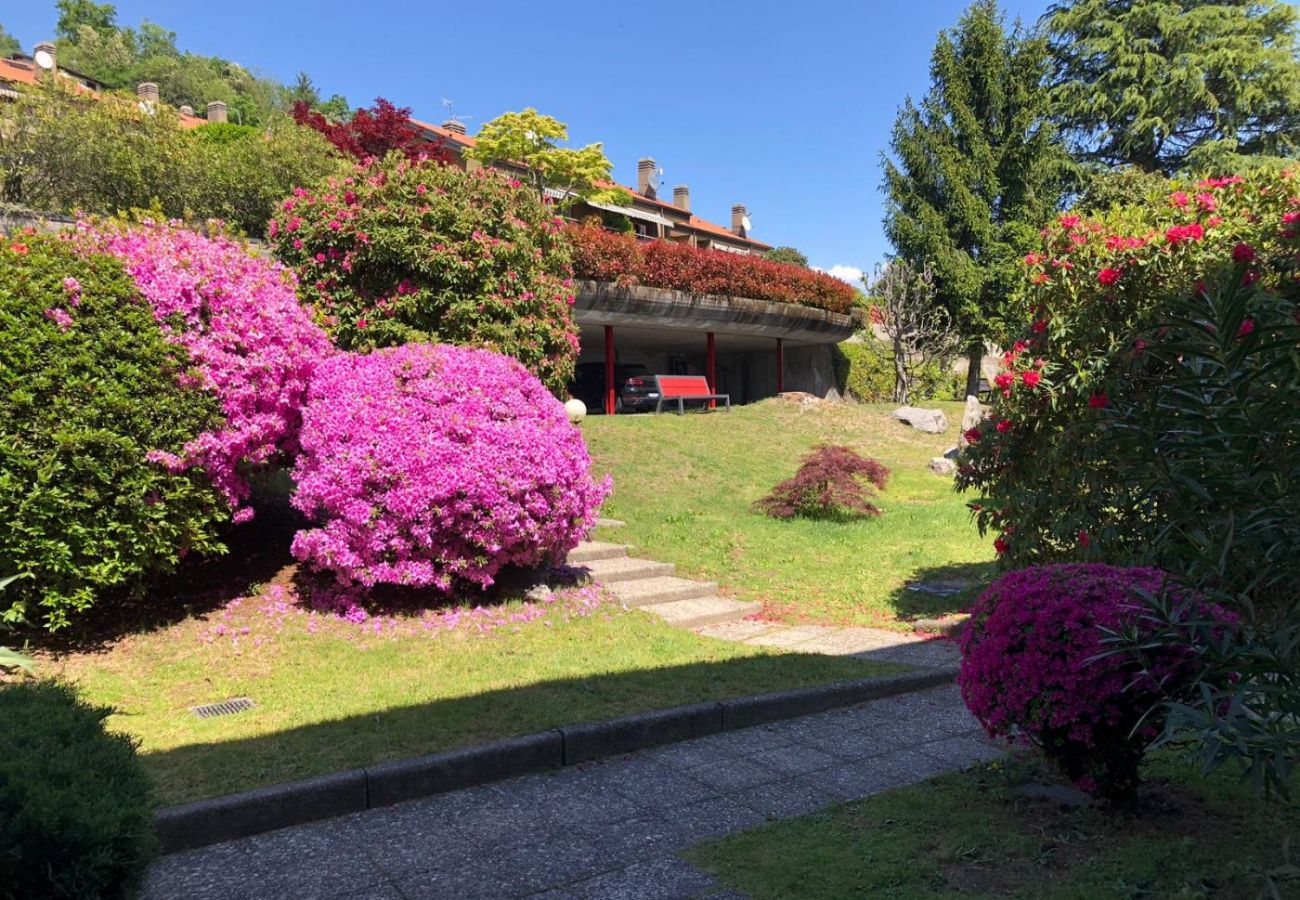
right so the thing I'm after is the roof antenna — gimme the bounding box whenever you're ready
[440,97,473,129]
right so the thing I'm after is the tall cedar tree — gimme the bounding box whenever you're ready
[883,1,1068,395]
[1046,0,1300,174]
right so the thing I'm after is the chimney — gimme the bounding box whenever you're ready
[637,158,657,198]
[442,118,466,136]
[137,82,160,105]
[206,100,228,124]
[32,42,56,79]
[731,204,748,236]
[673,185,690,212]
[179,104,194,117]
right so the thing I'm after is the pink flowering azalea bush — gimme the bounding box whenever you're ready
[74,220,334,521]
[290,343,609,594]
[268,154,579,394]
[958,169,1300,569]
[959,564,1217,802]
[1,236,228,630]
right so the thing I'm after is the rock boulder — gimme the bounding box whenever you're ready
[892,406,949,434]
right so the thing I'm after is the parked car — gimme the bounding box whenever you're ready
[569,362,650,413]
[619,374,662,412]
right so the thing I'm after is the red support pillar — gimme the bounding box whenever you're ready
[706,332,717,409]
[775,338,785,394]
[604,325,616,416]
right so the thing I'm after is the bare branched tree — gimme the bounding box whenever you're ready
[869,259,959,404]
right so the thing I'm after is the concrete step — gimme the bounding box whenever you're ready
[595,517,627,529]
[606,576,718,608]
[641,597,763,630]
[579,556,675,584]
[567,541,631,564]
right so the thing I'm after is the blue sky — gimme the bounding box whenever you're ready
[5,0,1051,282]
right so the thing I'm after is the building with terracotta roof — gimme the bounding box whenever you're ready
[2,41,216,129]
[410,118,770,256]
[411,116,851,412]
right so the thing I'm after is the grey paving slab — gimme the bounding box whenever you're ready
[571,855,719,900]
[648,734,749,771]
[684,756,784,792]
[396,856,538,900]
[662,796,767,844]
[604,759,722,810]
[142,819,387,900]
[494,834,613,888]
[729,777,839,820]
[144,685,990,900]
[577,813,687,865]
[746,742,841,775]
[339,799,481,878]
[331,884,405,900]
[917,733,1007,768]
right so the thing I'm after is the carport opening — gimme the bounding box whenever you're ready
[569,324,804,414]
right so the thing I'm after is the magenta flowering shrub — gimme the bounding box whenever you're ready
[959,564,1213,801]
[290,343,609,593]
[74,221,334,520]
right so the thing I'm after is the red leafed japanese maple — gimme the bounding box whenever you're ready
[291,97,447,163]
[754,445,889,520]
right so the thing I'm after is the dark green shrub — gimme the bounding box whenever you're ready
[835,338,960,402]
[0,236,228,630]
[0,680,155,899]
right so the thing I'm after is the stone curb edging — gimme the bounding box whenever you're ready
[155,665,957,854]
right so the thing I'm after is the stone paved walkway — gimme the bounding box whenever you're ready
[696,620,961,670]
[569,537,961,673]
[144,685,1001,900]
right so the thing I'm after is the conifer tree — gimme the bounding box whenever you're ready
[1046,0,1300,174]
[882,0,1069,395]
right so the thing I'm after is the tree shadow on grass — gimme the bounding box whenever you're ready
[141,651,901,808]
[888,560,998,623]
[29,493,586,655]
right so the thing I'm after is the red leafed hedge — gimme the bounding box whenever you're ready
[566,224,857,314]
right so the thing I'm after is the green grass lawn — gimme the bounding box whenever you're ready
[584,399,994,627]
[33,398,977,805]
[45,591,898,805]
[687,754,1300,899]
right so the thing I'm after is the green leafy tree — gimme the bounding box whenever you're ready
[763,246,809,268]
[0,24,21,57]
[1046,0,1300,174]
[316,93,351,122]
[467,108,629,209]
[55,0,118,41]
[883,0,1069,395]
[49,1,305,126]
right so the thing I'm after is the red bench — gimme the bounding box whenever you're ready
[654,375,731,414]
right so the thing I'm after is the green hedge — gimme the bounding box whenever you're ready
[834,338,963,403]
[0,85,345,237]
[0,680,155,899]
[1,236,228,630]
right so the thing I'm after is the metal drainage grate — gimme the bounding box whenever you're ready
[191,697,255,720]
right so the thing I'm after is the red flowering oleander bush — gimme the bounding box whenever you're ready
[290,343,610,593]
[269,154,579,394]
[0,236,228,630]
[74,220,335,522]
[959,564,1216,802]
[566,224,858,314]
[753,445,889,520]
[958,169,1300,571]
